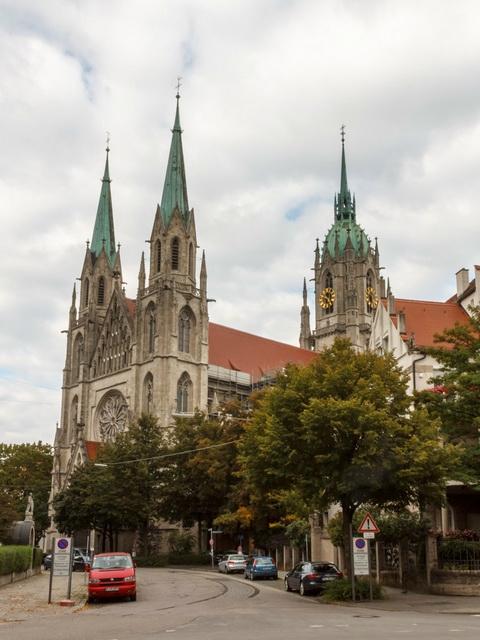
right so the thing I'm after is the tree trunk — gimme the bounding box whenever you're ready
[341,503,355,579]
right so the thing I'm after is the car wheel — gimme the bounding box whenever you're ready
[130,593,137,602]
[284,578,291,592]
[87,596,95,604]
[299,581,306,596]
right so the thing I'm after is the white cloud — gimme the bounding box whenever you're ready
[2,0,480,442]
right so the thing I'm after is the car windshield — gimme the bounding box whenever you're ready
[255,557,274,564]
[92,555,133,570]
[311,563,338,574]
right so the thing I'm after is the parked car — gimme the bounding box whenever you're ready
[43,547,90,571]
[244,556,278,580]
[73,548,91,571]
[87,552,136,603]
[218,554,247,574]
[284,561,342,595]
[214,549,238,565]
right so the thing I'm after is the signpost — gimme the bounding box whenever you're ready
[48,536,73,603]
[357,512,380,601]
[208,528,222,568]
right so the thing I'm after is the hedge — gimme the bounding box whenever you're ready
[0,545,38,575]
[322,577,384,602]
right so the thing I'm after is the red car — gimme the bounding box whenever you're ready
[87,552,136,603]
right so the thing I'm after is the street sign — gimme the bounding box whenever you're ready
[358,512,380,534]
[353,537,369,576]
[53,536,72,577]
[363,531,375,539]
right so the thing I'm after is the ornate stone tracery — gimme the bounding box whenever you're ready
[97,392,128,441]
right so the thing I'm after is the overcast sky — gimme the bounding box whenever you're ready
[2,0,480,444]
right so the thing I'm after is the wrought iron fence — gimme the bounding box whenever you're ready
[438,540,480,571]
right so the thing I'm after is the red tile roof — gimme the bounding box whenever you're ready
[85,441,101,461]
[209,322,316,381]
[392,298,469,348]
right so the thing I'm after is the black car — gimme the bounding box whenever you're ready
[284,561,342,595]
[43,548,90,571]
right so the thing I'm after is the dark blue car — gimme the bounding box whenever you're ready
[244,556,278,580]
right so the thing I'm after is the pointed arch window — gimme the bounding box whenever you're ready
[155,240,162,273]
[178,308,194,353]
[176,372,192,413]
[72,334,84,382]
[365,271,378,314]
[98,276,105,305]
[171,237,180,271]
[84,278,89,306]
[143,373,154,414]
[188,243,194,278]
[148,308,156,353]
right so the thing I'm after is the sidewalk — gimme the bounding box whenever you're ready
[0,569,87,623]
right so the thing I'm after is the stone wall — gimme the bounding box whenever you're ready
[430,569,480,595]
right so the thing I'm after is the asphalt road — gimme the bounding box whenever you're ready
[2,568,480,640]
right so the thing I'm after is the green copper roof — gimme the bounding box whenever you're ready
[90,149,116,266]
[325,220,369,258]
[160,95,189,226]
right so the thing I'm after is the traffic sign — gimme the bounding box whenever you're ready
[358,512,380,534]
[353,537,369,576]
[363,531,375,539]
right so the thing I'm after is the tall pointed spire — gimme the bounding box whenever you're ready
[160,89,189,226]
[91,143,116,266]
[299,277,311,350]
[335,126,355,223]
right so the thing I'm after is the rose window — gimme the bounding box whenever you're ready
[98,395,128,441]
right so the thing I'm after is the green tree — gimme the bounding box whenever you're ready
[54,414,168,553]
[240,339,456,577]
[0,442,52,541]
[159,402,245,551]
[416,306,480,485]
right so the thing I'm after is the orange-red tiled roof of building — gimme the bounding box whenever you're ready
[392,298,469,348]
[125,298,136,319]
[209,322,316,382]
[85,441,101,461]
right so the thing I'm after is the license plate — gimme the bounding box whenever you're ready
[105,587,119,591]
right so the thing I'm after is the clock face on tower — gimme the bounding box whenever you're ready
[319,287,336,310]
[365,286,379,309]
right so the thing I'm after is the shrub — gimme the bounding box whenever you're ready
[322,577,383,602]
[0,546,33,575]
[168,531,195,554]
[134,554,168,567]
[32,547,43,568]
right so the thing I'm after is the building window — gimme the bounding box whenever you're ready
[84,278,89,306]
[155,240,161,273]
[171,237,180,270]
[178,308,193,353]
[98,276,105,305]
[72,334,84,382]
[188,243,194,278]
[148,309,155,353]
[176,373,192,413]
[143,373,154,414]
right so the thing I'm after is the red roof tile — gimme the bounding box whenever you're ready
[392,298,469,348]
[85,441,101,461]
[125,298,136,319]
[209,322,316,381]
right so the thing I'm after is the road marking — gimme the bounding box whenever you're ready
[335,624,349,627]
[310,625,324,628]
[165,630,176,633]
[449,630,462,633]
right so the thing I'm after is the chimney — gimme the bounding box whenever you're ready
[456,268,469,297]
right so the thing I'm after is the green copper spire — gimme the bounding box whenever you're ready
[335,126,355,222]
[160,92,189,226]
[90,145,116,266]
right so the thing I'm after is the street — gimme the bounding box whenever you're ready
[1,569,480,640]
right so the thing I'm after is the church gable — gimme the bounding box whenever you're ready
[90,288,134,378]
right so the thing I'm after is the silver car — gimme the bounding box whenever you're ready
[218,554,247,574]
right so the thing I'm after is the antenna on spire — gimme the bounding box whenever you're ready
[176,76,182,99]
[106,131,111,152]
[340,124,346,144]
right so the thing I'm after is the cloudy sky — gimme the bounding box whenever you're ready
[2,0,480,444]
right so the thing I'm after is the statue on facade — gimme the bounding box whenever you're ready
[24,492,34,521]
